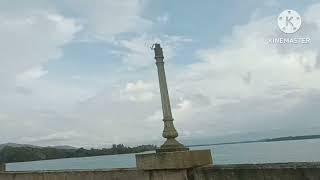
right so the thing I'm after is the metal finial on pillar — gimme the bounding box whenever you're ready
[153,43,189,153]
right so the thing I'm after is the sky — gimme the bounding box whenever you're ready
[1,0,320,148]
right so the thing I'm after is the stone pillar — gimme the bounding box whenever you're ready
[0,164,5,172]
[136,44,213,170]
[153,44,188,153]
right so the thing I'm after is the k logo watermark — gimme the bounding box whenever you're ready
[278,10,301,34]
[268,9,310,44]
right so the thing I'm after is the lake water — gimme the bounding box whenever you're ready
[6,139,320,171]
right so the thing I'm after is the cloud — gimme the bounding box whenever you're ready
[166,3,320,139]
[64,0,151,40]
[0,0,176,147]
[2,1,320,147]
[0,2,94,146]
[16,66,48,82]
[21,131,84,144]
[0,8,81,85]
[120,80,156,102]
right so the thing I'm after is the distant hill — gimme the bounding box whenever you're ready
[0,143,39,150]
[0,143,76,150]
[0,144,157,163]
[48,145,77,150]
[263,135,320,142]
[187,134,320,147]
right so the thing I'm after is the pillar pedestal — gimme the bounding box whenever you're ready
[136,150,212,170]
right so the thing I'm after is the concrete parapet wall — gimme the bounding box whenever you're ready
[1,162,320,180]
[190,162,320,180]
[0,168,187,180]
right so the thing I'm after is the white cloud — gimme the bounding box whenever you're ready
[0,9,81,84]
[120,80,156,102]
[2,1,320,147]
[64,0,151,40]
[0,3,90,145]
[0,0,164,147]
[166,3,320,138]
[21,131,83,144]
[28,2,320,145]
[16,66,48,82]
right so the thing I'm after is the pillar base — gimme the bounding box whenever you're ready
[156,138,189,153]
[136,149,213,170]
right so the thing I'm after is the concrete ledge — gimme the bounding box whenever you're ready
[136,150,212,170]
[189,162,320,180]
[204,162,320,169]
[1,168,188,180]
[1,162,320,180]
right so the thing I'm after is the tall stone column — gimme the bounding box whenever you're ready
[153,44,188,153]
[135,44,212,170]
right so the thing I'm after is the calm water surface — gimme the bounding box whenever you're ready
[7,139,320,171]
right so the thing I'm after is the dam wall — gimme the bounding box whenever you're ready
[190,162,320,180]
[0,162,319,180]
